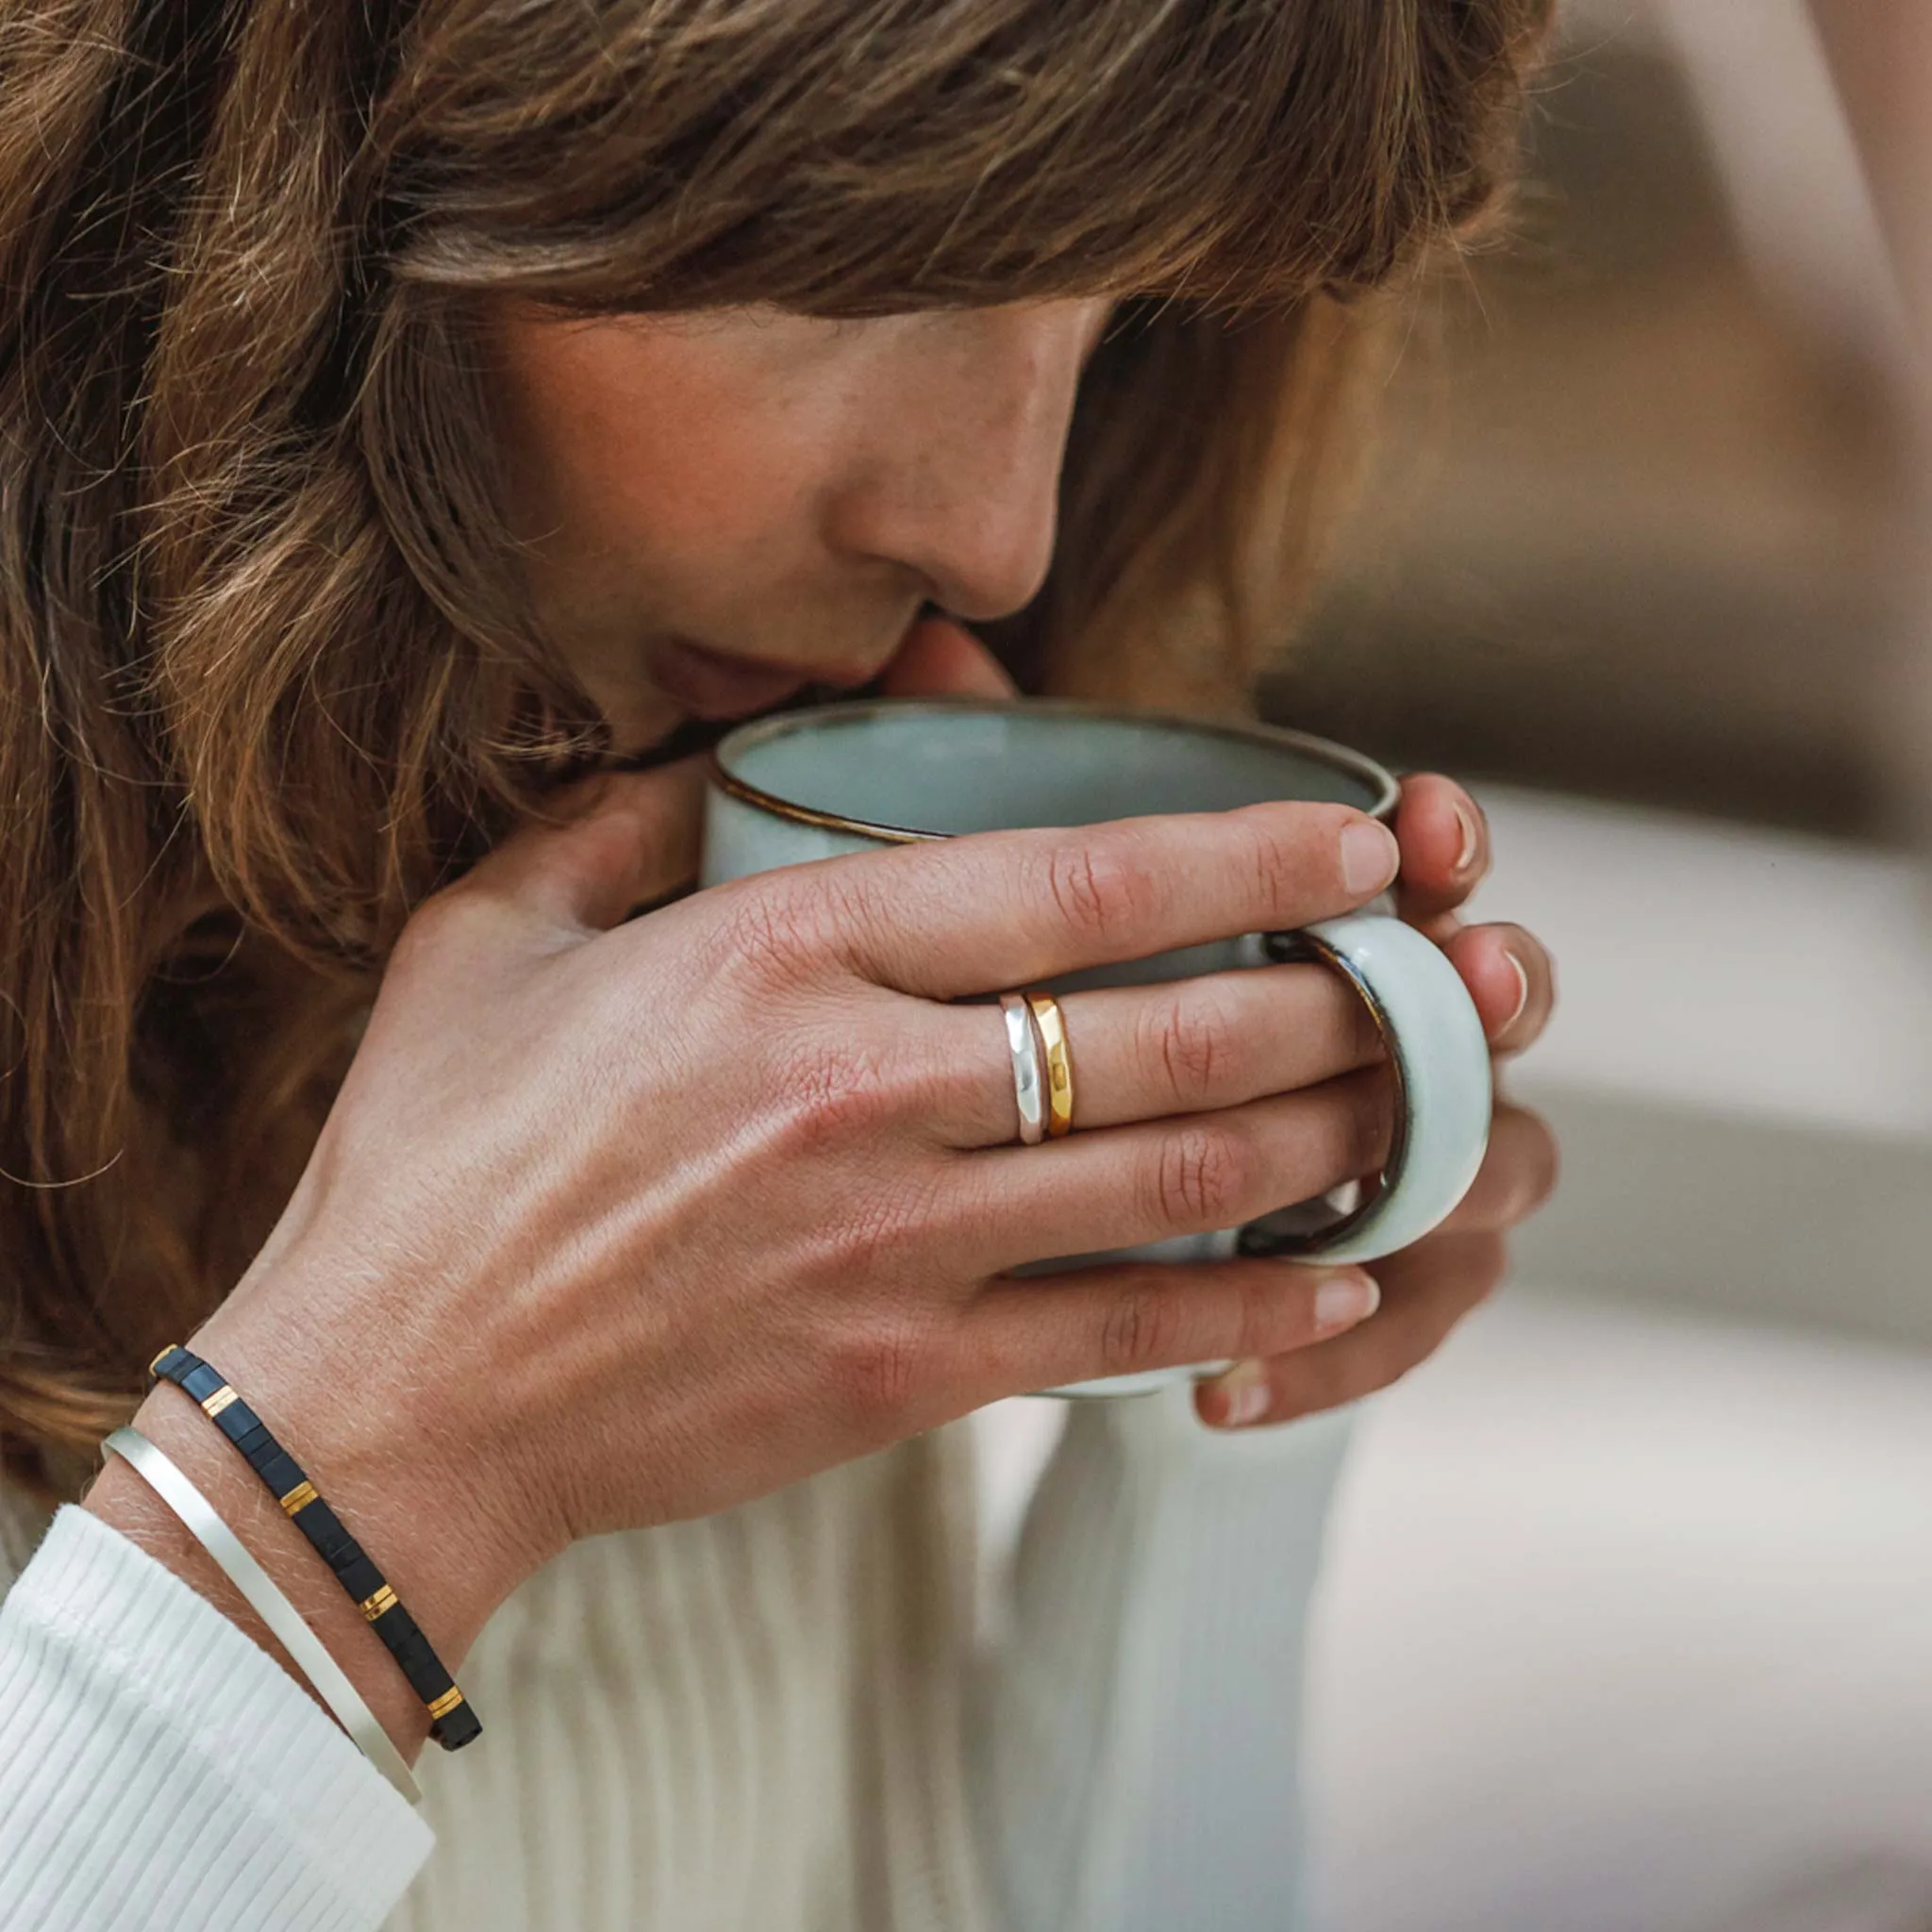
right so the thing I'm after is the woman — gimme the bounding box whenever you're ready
[0,0,1558,1925]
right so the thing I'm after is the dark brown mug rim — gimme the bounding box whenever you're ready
[708,696,1401,843]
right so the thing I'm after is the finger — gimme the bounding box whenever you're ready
[1434,1102,1558,1234]
[1195,1230,1505,1427]
[465,757,709,934]
[878,614,1020,698]
[958,1068,1396,1271]
[954,1257,1383,1405]
[1441,922,1557,1055]
[928,961,1383,1146]
[1392,774,1489,926]
[790,801,1400,999]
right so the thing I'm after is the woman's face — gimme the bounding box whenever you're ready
[485,298,1113,750]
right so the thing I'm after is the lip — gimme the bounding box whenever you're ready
[648,638,812,722]
[649,615,922,723]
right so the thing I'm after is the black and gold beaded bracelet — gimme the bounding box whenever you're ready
[147,1343,481,1752]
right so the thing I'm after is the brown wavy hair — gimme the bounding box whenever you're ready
[0,0,1549,1499]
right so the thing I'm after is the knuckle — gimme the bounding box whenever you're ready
[825,1311,936,1423]
[1241,807,1343,924]
[572,804,666,900]
[822,1166,944,1275]
[774,1030,906,1153]
[1149,1123,1252,1231]
[1039,837,1157,946]
[772,1009,954,1157]
[1145,989,1235,1111]
[713,878,842,983]
[1099,1281,1185,1375]
[1310,1320,1410,1408]
[1358,1269,1493,1407]
[1242,819,1298,926]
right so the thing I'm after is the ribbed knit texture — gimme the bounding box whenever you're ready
[0,1395,1346,1931]
[389,1429,992,1932]
[0,1503,432,1930]
[971,1393,1353,1932]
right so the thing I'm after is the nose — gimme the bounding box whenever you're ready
[825,301,1103,625]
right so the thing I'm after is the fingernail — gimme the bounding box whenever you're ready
[1452,798,1483,876]
[1502,948,1531,1030]
[1341,820,1400,896]
[1207,1359,1274,1428]
[1314,1271,1381,1333]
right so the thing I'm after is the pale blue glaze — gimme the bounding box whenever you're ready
[702,701,1491,1396]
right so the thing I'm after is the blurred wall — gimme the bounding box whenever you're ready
[1808,0,1932,850]
[1260,0,1921,843]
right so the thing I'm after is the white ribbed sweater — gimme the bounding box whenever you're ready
[0,1390,1352,1932]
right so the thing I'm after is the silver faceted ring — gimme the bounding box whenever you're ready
[999,992,1047,1145]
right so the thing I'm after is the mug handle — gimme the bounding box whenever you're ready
[1240,912,1493,1266]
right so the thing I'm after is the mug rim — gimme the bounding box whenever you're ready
[708,696,1401,843]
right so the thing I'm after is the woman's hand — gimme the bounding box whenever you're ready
[182,704,1413,1661]
[1196,774,1559,1427]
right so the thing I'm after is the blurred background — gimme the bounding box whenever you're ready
[1258,2,1932,1926]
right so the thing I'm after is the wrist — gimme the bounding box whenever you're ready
[83,1288,552,1760]
[185,1302,551,1663]
[83,1391,439,1761]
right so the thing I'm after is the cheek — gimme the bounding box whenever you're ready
[588,429,790,575]
[493,314,813,574]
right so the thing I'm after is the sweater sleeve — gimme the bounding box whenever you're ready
[0,1501,434,1931]
[968,1385,1356,1932]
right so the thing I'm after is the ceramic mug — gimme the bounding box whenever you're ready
[701,699,1493,1397]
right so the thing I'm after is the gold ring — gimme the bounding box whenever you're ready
[1024,992,1074,1137]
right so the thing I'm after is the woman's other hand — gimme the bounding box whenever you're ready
[847,636,1560,1439]
[1389,774,1557,1058]
[874,652,1560,1441]
[1196,774,1559,1428]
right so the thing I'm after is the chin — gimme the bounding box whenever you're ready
[601,694,690,760]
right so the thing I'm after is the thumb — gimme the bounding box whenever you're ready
[877,614,1020,699]
[471,754,709,934]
